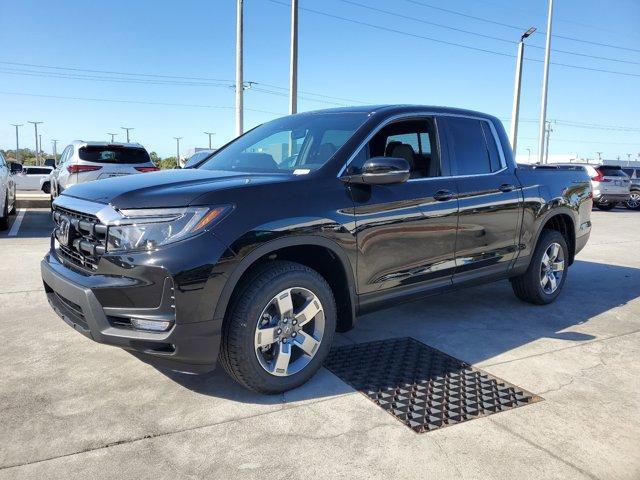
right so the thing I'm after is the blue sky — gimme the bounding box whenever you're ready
[0,0,638,160]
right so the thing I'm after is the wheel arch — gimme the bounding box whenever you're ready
[214,236,357,333]
[534,209,576,265]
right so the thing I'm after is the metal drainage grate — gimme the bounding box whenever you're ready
[324,337,542,433]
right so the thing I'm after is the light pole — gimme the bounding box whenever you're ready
[235,0,244,137]
[544,121,553,164]
[28,121,43,165]
[51,139,59,163]
[107,132,118,142]
[174,137,182,166]
[627,153,632,166]
[11,124,22,163]
[538,0,554,164]
[121,127,133,142]
[597,151,602,163]
[289,0,299,115]
[526,147,532,163]
[509,27,536,156]
[39,134,42,161]
[204,132,215,149]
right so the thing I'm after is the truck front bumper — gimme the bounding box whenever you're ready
[41,252,222,373]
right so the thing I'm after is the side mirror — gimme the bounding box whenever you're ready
[342,157,410,185]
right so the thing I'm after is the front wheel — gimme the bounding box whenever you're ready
[625,191,640,211]
[220,260,336,394]
[595,201,616,211]
[510,229,569,305]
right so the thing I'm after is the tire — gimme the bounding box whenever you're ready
[625,191,640,211]
[42,182,51,194]
[595,202,616,211]
[220,260,336,394]
[510,229,569,305]
[0,194,9,231]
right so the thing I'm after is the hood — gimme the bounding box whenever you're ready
[61,169,290,208]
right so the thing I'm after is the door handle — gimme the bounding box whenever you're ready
[498,183,515,193]
[433,189,455,201]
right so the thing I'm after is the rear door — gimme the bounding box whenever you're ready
[350,116,459,295]
[440,116,523,284]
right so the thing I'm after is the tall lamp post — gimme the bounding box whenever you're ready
[538,0,554,163]
[28,121,43,165]
[11,124,22,163]
[108,133,118,142]
[204,132,215,149]
[174,137,182,167]
[121,127,134,142]
[235,0,244,136]
[51,139,59,163]
[509,27,536,157]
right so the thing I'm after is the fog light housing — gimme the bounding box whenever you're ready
[131,318,173,332]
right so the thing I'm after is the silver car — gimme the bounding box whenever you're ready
[553,163,630,211]
[50,141,158,200]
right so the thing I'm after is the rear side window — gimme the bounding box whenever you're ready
[599,166,627,177]
[447,117,498,175]
[79,146,150,164]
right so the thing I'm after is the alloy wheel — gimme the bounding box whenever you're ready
[540,242,565,294]
[627,192,640,209]
[254,287,325,377]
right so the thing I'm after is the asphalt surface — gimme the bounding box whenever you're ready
[0,208,638,479]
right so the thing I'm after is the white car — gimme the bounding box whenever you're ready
[0,151,17,230]
[50,141,158,200]
[14,166,53,192]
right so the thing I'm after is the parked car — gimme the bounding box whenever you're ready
[44,158,56,168]
[49,141,159,201]
[42,105,592,393]
[183,149,215,169]
[621,167,640,210]
[0,151,17,230]
[14,166,53,192]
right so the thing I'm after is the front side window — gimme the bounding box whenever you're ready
[351,119,440,179]
[199,112,368,174]
[447,117,502,176]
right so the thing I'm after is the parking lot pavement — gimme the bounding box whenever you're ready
[0,210,639,480]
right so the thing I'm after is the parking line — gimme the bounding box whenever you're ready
[8,209,26,236]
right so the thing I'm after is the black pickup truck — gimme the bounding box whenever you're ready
[42,105,592,393]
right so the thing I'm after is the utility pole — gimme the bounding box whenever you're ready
[526,147,531,164]
[107,133,118,142]
[11,124,22,163]
[509,27,536,156]
[51,139,59,163]
[627,153,632,166]
[289,0,299,115]
[28,121,43,165]
[174,137,182,167]
[121,127,133,142]
[538,0,554,164]
[235,0,244,137]
[597,152,602,163]
[39,134,42,162]
[544,121,553,164]
[204,132,215,149]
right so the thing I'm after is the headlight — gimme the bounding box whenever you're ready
[106,206,231,252]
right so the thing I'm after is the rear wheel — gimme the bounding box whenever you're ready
[595,201,616,211]
[625,191,640,211]
[510,229,568,305]
[220,260,336,394]
[42,182,51,194]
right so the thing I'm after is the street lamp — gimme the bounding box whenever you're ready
[174,137,183,167]
[509,26,536,156]
[107,133,118,142]
[11,124,22,163]
[121,127,134,142]
[204,132,215,149]
[28,121,43,165]
[51,139,59,163]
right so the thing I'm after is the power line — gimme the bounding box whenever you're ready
[403,0,640,54]
[340,0,640,66]
[266,0,640,78]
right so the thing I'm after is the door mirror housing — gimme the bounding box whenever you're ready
[342,157,410,185]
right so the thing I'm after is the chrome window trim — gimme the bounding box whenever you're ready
[336,111,509,179]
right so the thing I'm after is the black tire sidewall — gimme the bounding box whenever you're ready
[228,264,336,393]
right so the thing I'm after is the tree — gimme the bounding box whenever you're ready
[149,151,161,166]
[160,156,178,170]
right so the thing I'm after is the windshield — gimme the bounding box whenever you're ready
[79,146,151,164]
[199,112,368,174]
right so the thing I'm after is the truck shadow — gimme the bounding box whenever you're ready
[158,259,639,403]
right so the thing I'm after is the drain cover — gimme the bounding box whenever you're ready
[324,337,541,433]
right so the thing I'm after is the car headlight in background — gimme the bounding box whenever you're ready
[106,205,231,252]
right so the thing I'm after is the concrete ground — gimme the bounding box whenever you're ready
[0,208,638,479]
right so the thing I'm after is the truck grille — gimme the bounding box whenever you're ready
[53,207,107,271]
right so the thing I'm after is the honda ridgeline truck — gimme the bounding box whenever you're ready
[41,106,593,393]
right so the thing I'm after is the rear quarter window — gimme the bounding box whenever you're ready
[599,166,627,177]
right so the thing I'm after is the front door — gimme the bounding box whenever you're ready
[348,117,459,295]
[440,116,522,284]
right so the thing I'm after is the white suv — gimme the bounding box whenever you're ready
[50,141,158,200]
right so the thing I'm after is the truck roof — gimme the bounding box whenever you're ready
[300,104,499,122]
